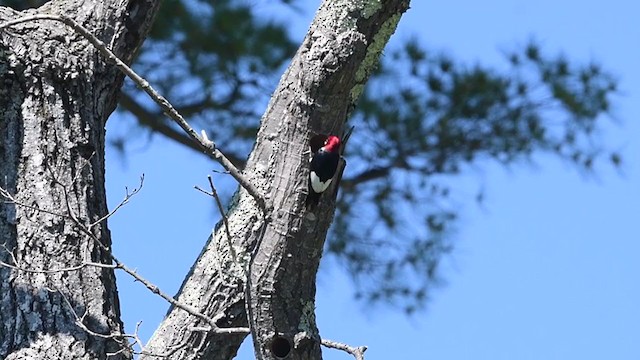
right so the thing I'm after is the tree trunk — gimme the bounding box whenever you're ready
[1,0,409,359]
[0,1,159,359]
[142,1,410,359]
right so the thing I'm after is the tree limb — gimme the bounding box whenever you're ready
[0,14,265,211]
[321,339,368,360]
[118,93,247,169]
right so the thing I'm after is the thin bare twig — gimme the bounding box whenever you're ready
[321,338,368,360]
[118,93,248,169]
[0,246,116,273]
[195,175,237,262]
[58,287,172,357]
[207,176,233,251]
[0,15,267,211]
[91,174,144,227]
[0,184,250,335]
[57,286,135,356]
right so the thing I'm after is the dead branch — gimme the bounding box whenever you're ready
[0,15,267,211]
[0,184,250,336]
[321,338,368,360]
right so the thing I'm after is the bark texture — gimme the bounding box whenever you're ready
[142,1,410,359]
[0,1,159,359]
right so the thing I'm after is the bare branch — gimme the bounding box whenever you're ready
[90,174,144,227]
[118,94,248,169]
[194,174,243,269]
[109,258,248,334]
[118,93,200,151]
[57,286,135,356]
[58,288,173,357]
[0,184,250,336]
[0,15,266,211]
[0,249,116,274]
[207,175,237,261]
[321,338,368,360]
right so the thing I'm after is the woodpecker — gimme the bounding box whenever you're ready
[306,134,341,209]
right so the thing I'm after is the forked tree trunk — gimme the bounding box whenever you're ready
[142,1,410,360]
[0,1,158,359]
[0,0,409,359]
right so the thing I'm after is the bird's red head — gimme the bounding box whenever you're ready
[323,135,341,153]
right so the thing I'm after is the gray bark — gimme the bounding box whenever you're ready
[1,0,410,359]
[142,1,410,359]
[0,1,159,359]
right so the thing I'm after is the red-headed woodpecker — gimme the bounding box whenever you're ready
[306,134,341,209]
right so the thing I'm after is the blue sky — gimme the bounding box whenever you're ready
[106,1,640,359]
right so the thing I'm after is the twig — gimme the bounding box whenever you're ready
[59,289,169,357]
[131,321,147,356]
[0,15,267,211]
[196,175,270,348]
[0,184,250,335]
[57,285,135,356]
[321,338,368,360]
[206,175,237,261]
[0,250,116,274]
[207,176,232,246]
[110,258,247,334]
[90,174,144,227]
